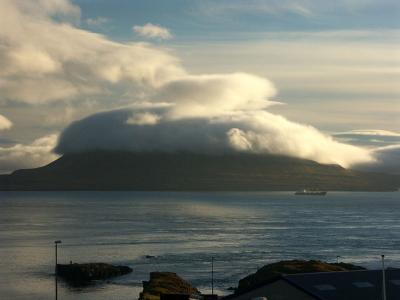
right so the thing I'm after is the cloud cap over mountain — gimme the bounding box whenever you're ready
[55,107,374,169]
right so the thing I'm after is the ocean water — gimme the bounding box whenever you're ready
[0,191,399,300]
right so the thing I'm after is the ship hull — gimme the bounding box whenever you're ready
[295,191,327,195]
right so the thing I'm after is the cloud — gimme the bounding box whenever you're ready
[336,129,400,137]
[16,0,81,20]
[332,130,400,173]
[133,23,172,40]
[198,0,313,18]
[0,0,394,173]
[126,112,161,125]
[0,114,12,130]
[55,108,374,168]
[86,17,109,27]
[0,0,184,104]
[175,29,400,132]
[334,129,400,148]
[155,73,278,119]
[354,144,400,174]
[0,134,59,174]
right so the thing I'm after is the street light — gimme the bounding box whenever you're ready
[211,257,214,296]
[55,240,62,273]
[54,240,62,300]
[382,255,387,300]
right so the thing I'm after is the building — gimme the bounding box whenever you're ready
[226,269,400,300]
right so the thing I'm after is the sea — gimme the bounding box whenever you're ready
[0,191,399,300]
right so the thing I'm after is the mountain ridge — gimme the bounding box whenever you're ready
[0,151,398,191]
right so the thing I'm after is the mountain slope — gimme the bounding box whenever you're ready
[0,151,398,191]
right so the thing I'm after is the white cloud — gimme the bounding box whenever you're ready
[0,134,59,174]
[0,114,12,130]
[133,23,172,40]
[223,112,374,168]
[0,0,184,104]
[16,0,81,20]
[337,129,400,137]
[86,17,109,27]
[198,0,313,17]
[155,73,278,119]
[126,112,161,125]
[333,129,400,149]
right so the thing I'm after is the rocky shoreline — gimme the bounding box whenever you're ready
[55,260,366,298]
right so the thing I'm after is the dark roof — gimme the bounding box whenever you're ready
[283,269,400,300]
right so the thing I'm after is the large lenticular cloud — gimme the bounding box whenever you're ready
[0,0,377,170]
[56,107,374,168]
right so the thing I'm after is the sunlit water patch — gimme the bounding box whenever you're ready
[0,191,399,299]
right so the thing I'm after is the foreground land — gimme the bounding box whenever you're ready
[0,151,399,191]
[138,260,365,300]
[53,259,387,300]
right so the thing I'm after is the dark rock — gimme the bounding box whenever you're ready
[139,272,200,300]
[237,259,366,293]
[203,295,218,300]
[160,294,191,300]
[56,262,132,285]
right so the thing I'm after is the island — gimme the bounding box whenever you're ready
[0,151,398,191]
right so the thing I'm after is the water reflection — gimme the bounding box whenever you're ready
[0,191,399,300]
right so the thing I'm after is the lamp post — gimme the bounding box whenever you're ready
[382,255,387,300]
[54,240,62,300]
[211,257,214,296]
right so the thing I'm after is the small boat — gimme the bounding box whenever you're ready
[295,189,327,195]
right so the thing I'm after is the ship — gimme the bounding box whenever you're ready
[295,189,327,195]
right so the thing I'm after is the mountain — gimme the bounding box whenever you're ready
[0,151,399,191]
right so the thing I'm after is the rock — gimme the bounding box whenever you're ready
[237,259,365,293]
[57,262,132,285]
[139,272,200,300]
[331,262,366,271]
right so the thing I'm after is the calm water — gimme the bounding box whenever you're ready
[0,191,400,300]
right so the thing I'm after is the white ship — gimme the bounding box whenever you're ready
[295,189,327,195]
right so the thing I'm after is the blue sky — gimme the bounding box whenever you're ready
[75,0,400,39]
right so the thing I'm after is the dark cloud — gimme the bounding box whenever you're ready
[355,145,400,175]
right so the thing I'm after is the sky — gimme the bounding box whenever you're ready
[0,0,399,174]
